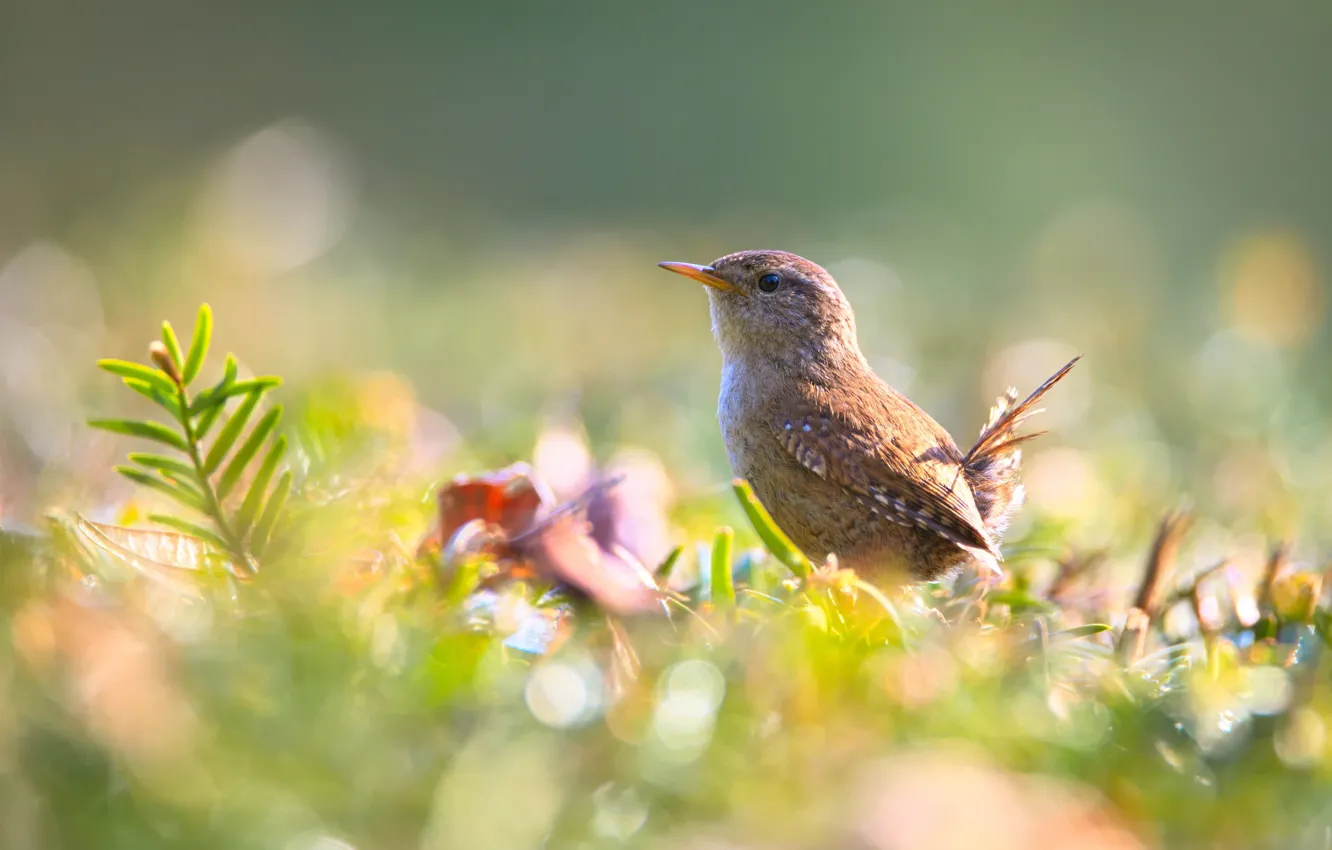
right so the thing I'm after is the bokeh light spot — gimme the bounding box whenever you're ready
[1241,666,1292,716]
[198,121,353,276]
[1023,447,1104,520]
[592,782,649,840]
[525,661,598,728]
[1275,707,1326,768]
[650,659,726,760]
[1223,229,1324,349]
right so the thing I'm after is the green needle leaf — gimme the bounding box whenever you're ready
[169,474,207,506]
[190,377,282,415]
[711,526,736,608]
[251,470,291,558]
[122,379,183,420]
[128,452,198,483]
[194,400,225,442]
[181,303,212,385]
[203,391,261,474]
[234,435,286,538]
[160,320,185,370]
[89,418,189,453]
[147,514,230,551]
[194,362,236,440]
[116,466,205,511]
[99,359,175,396]
[731,478,811,579]
[217,406,282,500]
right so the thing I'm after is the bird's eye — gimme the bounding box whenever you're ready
[757,273,781,293]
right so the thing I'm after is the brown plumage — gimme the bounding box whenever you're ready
[659,250,1078,581]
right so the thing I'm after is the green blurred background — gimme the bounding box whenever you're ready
[7,6,1332,849]
[3,0,1330,568]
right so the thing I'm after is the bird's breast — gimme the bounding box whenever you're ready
[716,358,797,482]
[716,360,751,471]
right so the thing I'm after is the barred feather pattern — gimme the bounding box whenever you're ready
[774,411,995,556]
[966,387,1026,538]
[963,357,1080,538]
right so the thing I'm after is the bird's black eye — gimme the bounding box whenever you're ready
[757,273,781,293]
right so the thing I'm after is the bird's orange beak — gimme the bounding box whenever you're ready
[657,262,739,293]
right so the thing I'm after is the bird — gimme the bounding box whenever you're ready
[658,250,1078,582]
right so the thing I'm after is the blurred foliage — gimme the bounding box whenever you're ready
[3,4,1332,847]
[0,309,1330,848]
[3,2,1332,557]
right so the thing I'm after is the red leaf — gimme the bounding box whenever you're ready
[440,462,551,538]
[419,461,664,616]
[417,462,553,558]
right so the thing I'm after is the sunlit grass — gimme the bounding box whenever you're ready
[1,306,1329,850]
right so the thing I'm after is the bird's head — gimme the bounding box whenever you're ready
[658,250,862,369]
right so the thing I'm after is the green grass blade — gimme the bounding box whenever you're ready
[250,470,291,557]
[655,545,684,580]
[1053,623,1113,641]
[160,320,185,370]
[128,452,198,483]
[234,435,286,538]
[711,526,736,608]
[147,514,230,550]
[731,478,811,579]
[217,406,282,500]
[181,303,212,385]
[89,418,189,453]
[116,466,205,511]
[99,359,175,396]
[203,391,261,474]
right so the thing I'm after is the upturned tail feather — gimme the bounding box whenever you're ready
[963,356,1080,541]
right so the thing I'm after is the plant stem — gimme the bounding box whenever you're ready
[172,380,253,575]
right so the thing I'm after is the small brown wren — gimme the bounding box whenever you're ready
[659,250,1078,581]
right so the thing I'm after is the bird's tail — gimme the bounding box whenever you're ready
[963,357,1080,539]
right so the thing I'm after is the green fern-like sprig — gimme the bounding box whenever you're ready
[89,304,290,574]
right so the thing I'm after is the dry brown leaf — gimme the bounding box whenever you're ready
[418,458,666,618]
[73,515,221,598]
[417,462,552,559]
[510,514,663,616]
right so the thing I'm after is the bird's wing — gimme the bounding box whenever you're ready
[771,397,998,557]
